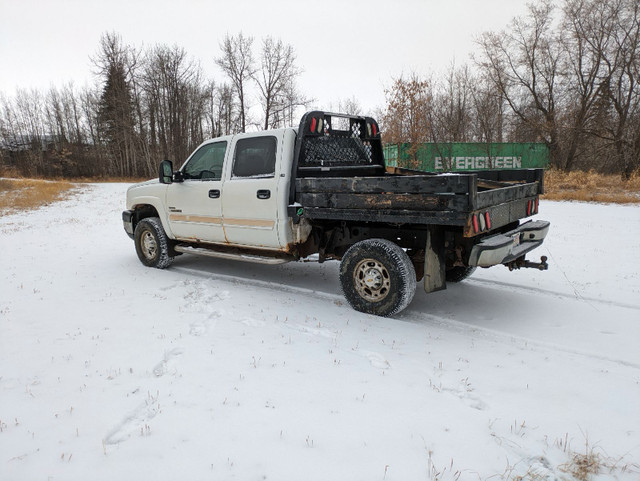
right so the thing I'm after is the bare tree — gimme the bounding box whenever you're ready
[331,96,362,116]
[207,81,238,136]
[423,65,477,170]
[428,64,473,143]
[0,89,46,175]
[476,1,564,168]
[597,0,640,177]
[45,87,68,147]
[556,0,617,171]
[469,73,505,143]
[142,44,205,163]
[216,33,255,133]
[254,37,301,130]
[79,84,104,175]
[269,79,311,129]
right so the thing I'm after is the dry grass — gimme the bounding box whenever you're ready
[0,178,77,216]
[558,450,602,480]
[495,442,639,481]
[543,169,640,203]
[55,176,149,184]
[0,167,148,184]
[556,439,640,481]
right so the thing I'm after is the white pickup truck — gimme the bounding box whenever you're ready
[123,111,550,316]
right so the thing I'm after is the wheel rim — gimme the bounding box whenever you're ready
[141,230,158,260]
[354,258,391,302]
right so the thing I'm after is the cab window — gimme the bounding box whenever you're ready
[183,141,227,180]
[232,136,277,178]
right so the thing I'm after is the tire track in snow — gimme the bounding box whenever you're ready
[467,277,640,311]
[172,266,640,370]
[172,266,341,302]
[103,348,184,445]
[399,310,640,370]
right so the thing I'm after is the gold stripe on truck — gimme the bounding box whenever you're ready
[169,214,222,225]
[223,218,275,229]
[169,215,274,229]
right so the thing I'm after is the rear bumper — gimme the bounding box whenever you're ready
[122,210,134,239]
[468,220,550,267]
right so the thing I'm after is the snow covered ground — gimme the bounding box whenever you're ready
[1,183,638,481]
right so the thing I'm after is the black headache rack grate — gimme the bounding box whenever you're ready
[302,135,374,166]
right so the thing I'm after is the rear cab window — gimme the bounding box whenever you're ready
[232,136,277,179]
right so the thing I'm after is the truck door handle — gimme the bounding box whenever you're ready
[208,189,220,199]
[257,189,271,200]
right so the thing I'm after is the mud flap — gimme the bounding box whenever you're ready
[424,226,446,293]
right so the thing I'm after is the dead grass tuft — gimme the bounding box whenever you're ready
[0,178,77,216]
[491,432,640,481]
[559,451,602,481]
[556,436,640,481]
[544,169,640,203]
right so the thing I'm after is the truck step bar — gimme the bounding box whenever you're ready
[174,245,292,265]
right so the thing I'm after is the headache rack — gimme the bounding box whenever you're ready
[292,111,385,176]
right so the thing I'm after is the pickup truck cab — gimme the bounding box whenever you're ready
[123,111,550,316]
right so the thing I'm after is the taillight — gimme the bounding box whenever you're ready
[527,200,532,216]
[372,123,377,136]
[309,117,323,134]
[534,198,539,214]
[472,211,493,234]
[484,211,491,230]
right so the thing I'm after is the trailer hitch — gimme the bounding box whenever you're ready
[506,255,549,271]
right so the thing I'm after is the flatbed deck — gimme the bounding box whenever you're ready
[294,168,544,235]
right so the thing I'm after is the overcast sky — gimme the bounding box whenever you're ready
[0,0,532,113]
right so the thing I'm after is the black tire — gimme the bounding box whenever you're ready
[445,266,476,283]
[134,217,174,269]
[340,239,416,317]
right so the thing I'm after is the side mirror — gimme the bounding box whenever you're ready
[159,160,174,184]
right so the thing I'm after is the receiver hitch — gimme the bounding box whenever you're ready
[506,255,549,271]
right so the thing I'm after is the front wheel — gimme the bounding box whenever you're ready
[134,217,174,269]
[340,239,416,317]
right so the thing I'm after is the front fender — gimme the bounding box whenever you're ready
[126,183,174,239]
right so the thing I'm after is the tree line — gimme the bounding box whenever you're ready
[0,32,308,178]
[1,0,638,178]
[382,0,639,177]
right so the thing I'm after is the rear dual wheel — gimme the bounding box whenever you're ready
[445,266,476,283]
[340,239,416,317]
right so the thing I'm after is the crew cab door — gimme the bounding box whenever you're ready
[165,139,230,243]
[221,132,283,249]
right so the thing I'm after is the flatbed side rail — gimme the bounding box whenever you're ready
[296,175,476,195]
[475,183,540,210]
[292,165,545,230]
[299,207,468,225]
[473,168,545,194]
